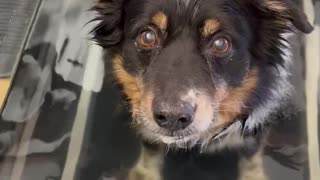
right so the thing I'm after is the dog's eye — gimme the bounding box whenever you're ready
[211,37,231,55]
[136,28,158,48]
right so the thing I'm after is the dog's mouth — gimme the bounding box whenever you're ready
[137,116,244,149]
[136,123,203,148]
[138,122,223,149]
[159,134,201,149]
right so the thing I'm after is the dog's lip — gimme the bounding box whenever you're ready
[141,126,200,143]
[173,136,200,148]
[160,134,200,145]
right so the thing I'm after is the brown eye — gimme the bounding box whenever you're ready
[137,28,158,48]
[211,37,231,55]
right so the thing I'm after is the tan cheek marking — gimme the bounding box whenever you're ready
[202,18,220,37]
[112,55,142,111]
[138,91,154,121]
[217,69,258,126]
[151,11,167,32]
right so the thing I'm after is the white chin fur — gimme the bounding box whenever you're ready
[159,135,200,148]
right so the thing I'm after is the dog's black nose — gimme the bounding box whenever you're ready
[153,102,194,131]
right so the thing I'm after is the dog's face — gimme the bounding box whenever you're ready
[93,0,312,148]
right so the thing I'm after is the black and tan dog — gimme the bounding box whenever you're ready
[91,0,313,179]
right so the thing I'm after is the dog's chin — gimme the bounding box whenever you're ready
[140,128,202,149]
[159,134,201,149]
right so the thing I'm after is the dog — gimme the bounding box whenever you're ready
[91,0,313,179]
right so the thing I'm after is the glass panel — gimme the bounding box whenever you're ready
[0,0,41,108]
[0,0,319,180]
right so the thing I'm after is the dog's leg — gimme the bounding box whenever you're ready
[238,150,267,180]
[127,143,163,180]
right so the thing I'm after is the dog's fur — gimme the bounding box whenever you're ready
[91,0,313,179]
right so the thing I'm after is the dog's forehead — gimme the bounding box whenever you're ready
[127,0,227,16]
[178,0,191,6]
[125,0,234,31]
[176,0,221,7]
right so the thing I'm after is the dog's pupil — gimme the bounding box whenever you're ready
[214,39,227,51]
[143,31,155,44]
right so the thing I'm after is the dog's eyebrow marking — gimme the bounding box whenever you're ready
[262,0,287,12]
[151,11,168,32]
[202,18,220,37]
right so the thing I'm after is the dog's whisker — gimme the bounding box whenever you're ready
[164,144,170,156]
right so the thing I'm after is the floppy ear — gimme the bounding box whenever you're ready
[91,0,126,48]
[255,0,314,33]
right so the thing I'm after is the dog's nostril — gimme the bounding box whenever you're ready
[178,117,189,124]
[155,114,166,122]
[154,113,169,126]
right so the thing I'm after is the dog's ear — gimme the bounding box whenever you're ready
[254,0,314,33]
[91,0,126,48]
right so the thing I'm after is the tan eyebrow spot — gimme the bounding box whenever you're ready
[263,0,288,12]
[202,18,220,37]
[151,11,168,32]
